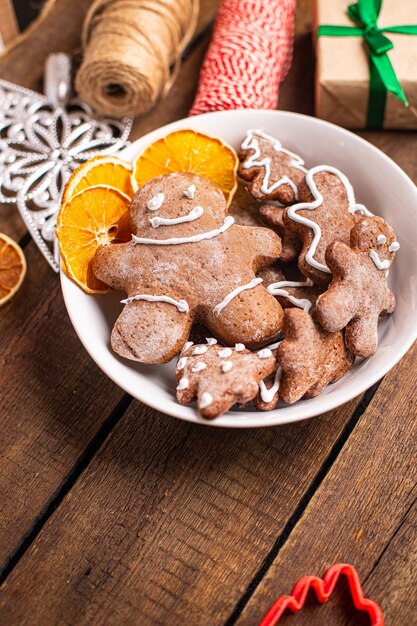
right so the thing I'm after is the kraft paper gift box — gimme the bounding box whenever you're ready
[314,0,417,129]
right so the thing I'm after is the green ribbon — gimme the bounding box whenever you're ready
[317,0,417,128]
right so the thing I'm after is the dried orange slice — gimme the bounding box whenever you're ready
[132,129,238,206]
[56,185,131,294]
[0,233,26,307]
[62,155,134,204]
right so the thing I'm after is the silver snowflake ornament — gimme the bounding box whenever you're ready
[0,54,132,271]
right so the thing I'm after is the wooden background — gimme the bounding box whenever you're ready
[0,1,416,624]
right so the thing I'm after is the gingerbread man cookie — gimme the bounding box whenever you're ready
[259,263,324,314]
[93,173,283,364]
[277,309,354,403]
[283,166,370,285]
[314,216,398,357]
[238,130,306,205]
[176,341,277,419]
[259,203,301,262]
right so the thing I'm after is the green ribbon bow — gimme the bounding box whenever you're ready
[317,0,417,128]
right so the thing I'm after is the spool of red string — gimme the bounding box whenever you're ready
[190,0,296,115]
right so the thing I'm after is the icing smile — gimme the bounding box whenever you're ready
[149,205,204,228]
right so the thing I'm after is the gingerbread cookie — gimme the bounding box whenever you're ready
[176,341,277,419]
[253,340,282,411]
[238,130,306,205]
[229,180,266,227]
[277,309,354,403]
[93,172,283,364]
[259,264,324,313]
[259,203,302,262]
[314,216,398,357]
[283,166,370,285]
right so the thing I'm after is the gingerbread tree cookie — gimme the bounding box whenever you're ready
[238,130,306,205]
[283,166,369,285]
[176,341,277,419]
[314,216,398,357]
[277,309,354,404]
[93,173,283,364]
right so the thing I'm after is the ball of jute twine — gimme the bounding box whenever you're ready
[75,0,199,117]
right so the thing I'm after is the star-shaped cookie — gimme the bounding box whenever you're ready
[277,308,354,403]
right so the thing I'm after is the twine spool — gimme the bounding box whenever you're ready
[190,0,296,115]
[75,0,199,117]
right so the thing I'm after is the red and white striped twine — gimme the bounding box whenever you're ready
[190,0,296,115]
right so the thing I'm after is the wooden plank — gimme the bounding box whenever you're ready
[233,342,417,626]
[346,500,417,626]
[0,33,215,573]
[0,242,127,572]
[0,394,364,625]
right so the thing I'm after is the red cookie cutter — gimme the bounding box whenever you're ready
[258,563,384,626]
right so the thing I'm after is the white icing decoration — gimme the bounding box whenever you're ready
[258,348,273,359]
[241,129,306,198]
[369,249,390,270]
[287,165,372,274]
[132,216,234,246]
[181,341,194,353]
[147,193,164,211]
[192,362,207,373]
[213,277,263,315]
[259,368,282,403]
[177,357,187,370]
[177,377,189,390]
[200,392,213,409]
[192,346,208,355]
[267,278,314,313]
[235,343,245,351]
[184,184,196,199]
[218,348,233,358]
[120,294,189,312]
[389,240,400,252]
[149,205,204,228]
[221,361,233,373]
[377,234,387,245]
[206,337,218,345]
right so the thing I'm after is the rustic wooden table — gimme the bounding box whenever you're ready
[0,1,416,624]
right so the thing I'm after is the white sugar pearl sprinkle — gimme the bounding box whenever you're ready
[258,348,273,359]
[177,357,187,370]
[177,377,189,390]
[206,337,218,346]
[218,348,233,358]
[222,361,233,373]
[192,346,208,355]
[199,392,213,409]
[192,362,207,373]
[235,343,245,352]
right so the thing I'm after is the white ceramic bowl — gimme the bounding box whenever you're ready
[61,110,417,428]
